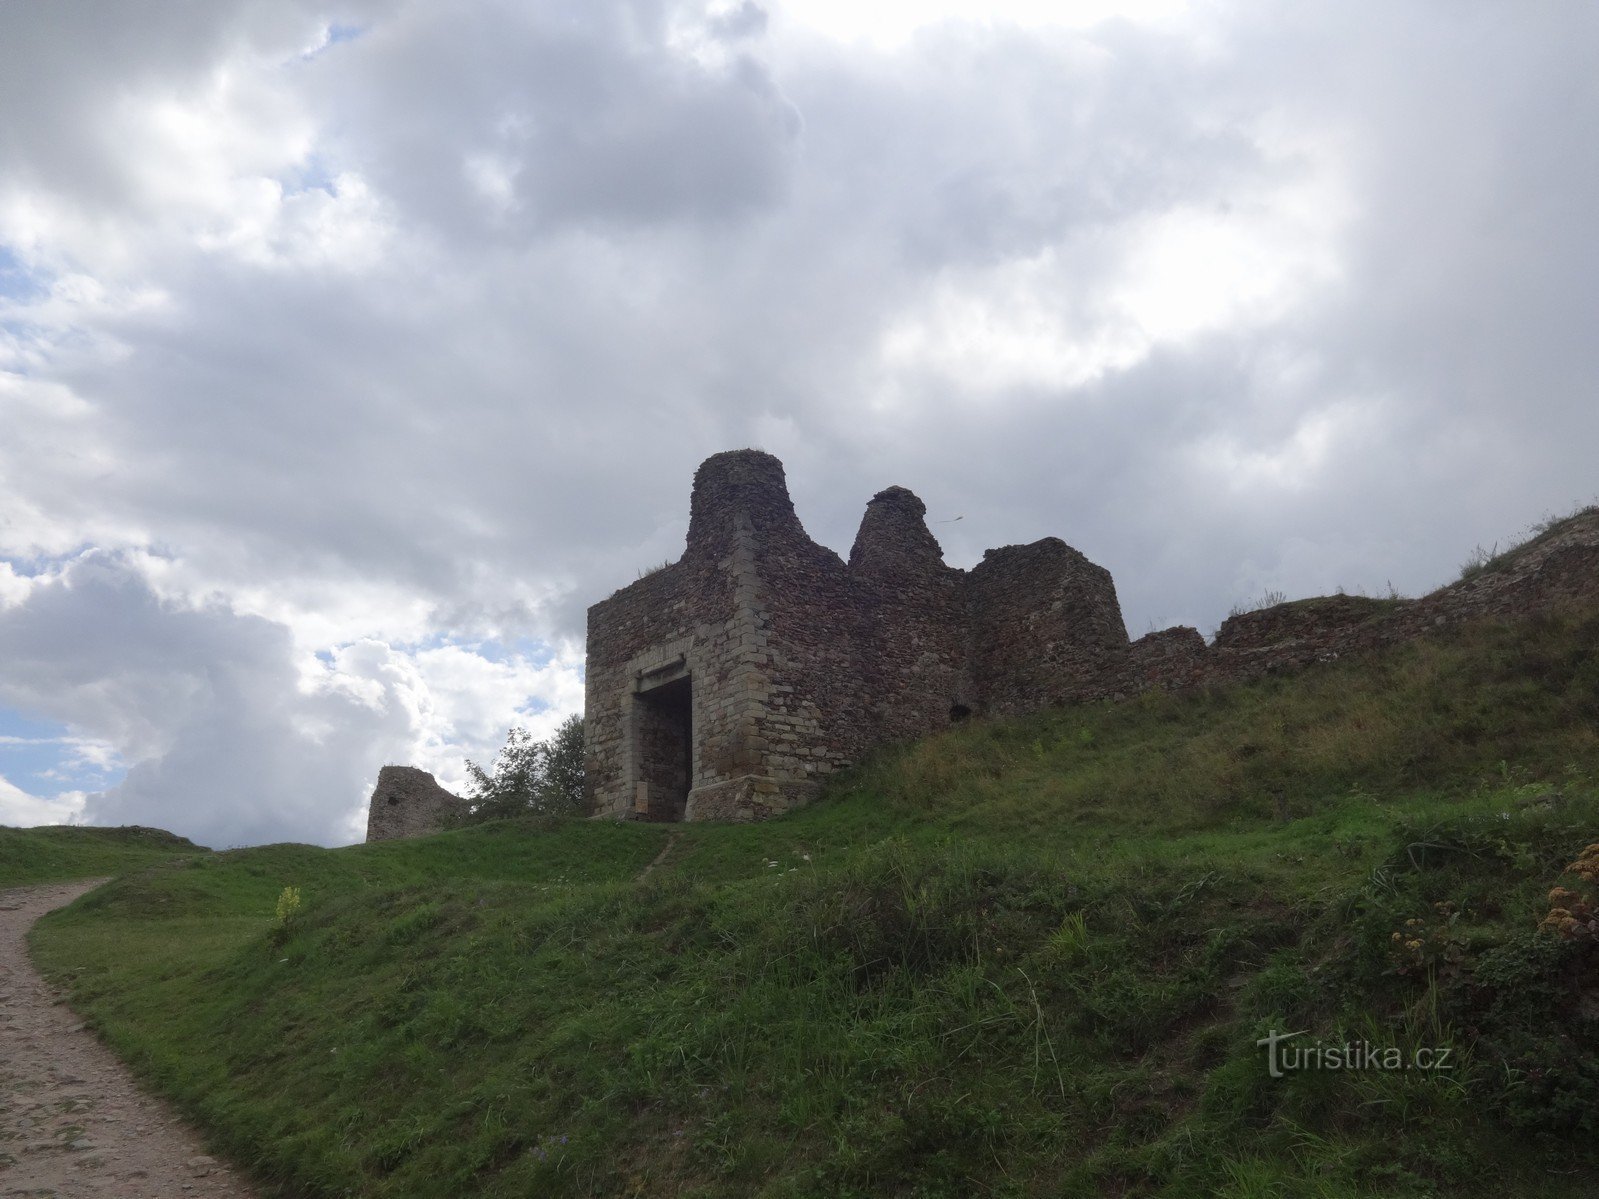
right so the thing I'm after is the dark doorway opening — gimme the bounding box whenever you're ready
[635,674,692,821]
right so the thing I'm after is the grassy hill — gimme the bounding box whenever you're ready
[27,604,1599,1197]
[0,823,205,887]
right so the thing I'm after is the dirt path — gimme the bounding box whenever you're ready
[0,880,258,1198]
[635,830,682,882]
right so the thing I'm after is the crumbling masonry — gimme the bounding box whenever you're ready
[584,449,1599,823]
[365,766,464,842]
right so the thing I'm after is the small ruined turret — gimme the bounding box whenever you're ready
[848,485,973,739]
[684,448,811,563]
[848,486,947,580]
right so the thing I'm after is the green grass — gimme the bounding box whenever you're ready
[0,824,206,887]
[27,605,1599,1197]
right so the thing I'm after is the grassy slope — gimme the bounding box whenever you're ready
[29,606,1599,1198]
[0,824,205,887]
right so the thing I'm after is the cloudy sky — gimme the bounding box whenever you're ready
[2,1,1595,847]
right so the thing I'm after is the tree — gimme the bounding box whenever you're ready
[541,714,586,812]
[461,716,586,822]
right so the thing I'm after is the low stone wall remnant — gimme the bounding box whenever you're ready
[365,766,465,842]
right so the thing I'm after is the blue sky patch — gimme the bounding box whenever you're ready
[279,152,337,197]
[299,22,365,64]
[382,633,557,667]
[3,545,94,579]
[0,245,48,304]
[469,636,557,666]
[0,708,123,797]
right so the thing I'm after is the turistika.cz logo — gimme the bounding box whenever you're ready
[1255,1029,1455,1078]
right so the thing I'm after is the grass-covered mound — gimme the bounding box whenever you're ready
[29,606,1599,1197]
[0,823,204,887]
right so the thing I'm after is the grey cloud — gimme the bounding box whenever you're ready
[781,23,1264,272]
[0,0,340,217]
[1215,3,1599,557]
[709,2,768,41]
[309,1,800,237]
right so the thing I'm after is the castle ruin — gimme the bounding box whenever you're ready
[583,449,1599,824]
[364,449,1599,839]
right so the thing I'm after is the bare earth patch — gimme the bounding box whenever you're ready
[0,881,257,1198]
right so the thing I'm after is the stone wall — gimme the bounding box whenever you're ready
[583,454,1599,824]
[967,538,1128,715]
[1101,508,1599,697]
[365,766,465,842]
[1125,625,1210,694]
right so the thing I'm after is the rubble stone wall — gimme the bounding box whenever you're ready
[967,538,1128,715]
[365,766,465,842]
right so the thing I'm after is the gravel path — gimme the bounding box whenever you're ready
[0,880,259,1198]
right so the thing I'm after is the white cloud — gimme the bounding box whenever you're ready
[876,250,1144,395]
[0,563,33,609]
[0,775,87,828]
